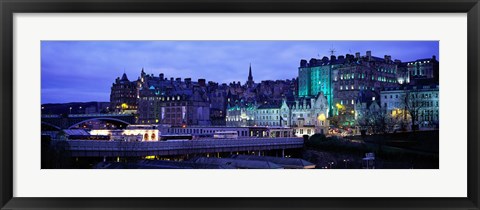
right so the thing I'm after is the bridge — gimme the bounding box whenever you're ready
[58,137,304,157]
[41,113,136,130]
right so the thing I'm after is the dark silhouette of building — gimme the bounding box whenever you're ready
[110,72,138,113]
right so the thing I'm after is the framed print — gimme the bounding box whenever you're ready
[1,0,479,209]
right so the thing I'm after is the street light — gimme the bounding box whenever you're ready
[328,161,335,169]
[69,107,72,114]
[343,159,350,168]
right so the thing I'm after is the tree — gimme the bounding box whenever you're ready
[328,115,342,128]
[356,102,395,134]
[403,90,425,132]
[359,108,390,134]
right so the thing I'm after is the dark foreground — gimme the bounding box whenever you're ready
[42,130,439,169]
[303,130,439,169]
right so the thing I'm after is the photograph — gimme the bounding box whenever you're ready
[40,40,439,169]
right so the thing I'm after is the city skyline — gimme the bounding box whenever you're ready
[41,41,439,104]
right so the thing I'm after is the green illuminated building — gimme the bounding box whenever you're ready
[298,56,339,114]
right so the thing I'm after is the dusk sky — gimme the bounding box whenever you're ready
[41,41,439,104]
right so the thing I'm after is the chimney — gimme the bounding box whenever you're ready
[337,55,345,62]
[384,55,391,63]
[366,51,372,60]
[330,55,337,62]
[322,56,329,63]
[300,59,308,68]
[198,79,206,87]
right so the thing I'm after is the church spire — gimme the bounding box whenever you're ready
[248,63,253,81]
[247,63,254,88]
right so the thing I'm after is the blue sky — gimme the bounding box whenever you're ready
[41,41,439,104]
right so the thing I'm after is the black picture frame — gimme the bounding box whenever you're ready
[1,0,479,209]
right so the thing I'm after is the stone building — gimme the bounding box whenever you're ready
[298,56,338,111]
[289,92,329,136]
[332,51,398,112]
[406,56,439,81]
[110,72,138,113]
[354,90,382,133]
[136,69,211,126]
[255,103,283,127]
[380,81,439,131]
[298,51,400,118]
[225,101,257,127]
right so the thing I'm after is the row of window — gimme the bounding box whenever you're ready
[140,96,183,101]
[383,93,438,100]
[339,99,356,105]
[291,113,311,117]
[256,115,280,120]
[407,60,431,65]
[294,128,313,135]
[335,73,396,81]
[339,85,377,91]
[256,109,280,114]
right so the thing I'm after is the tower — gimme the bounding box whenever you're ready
[247,63,254,88]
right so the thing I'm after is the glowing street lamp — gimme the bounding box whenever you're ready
[343,159,350,168]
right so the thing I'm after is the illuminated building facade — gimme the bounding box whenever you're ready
[110,73,138,113]
[406,56,439,81]
[298,56,336,112]
[380,83,439,130]
[255,103,283,126]
[226,102,257,127]
[299,52,401,118]
[332,52,398,112]
[289,92,329,136]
